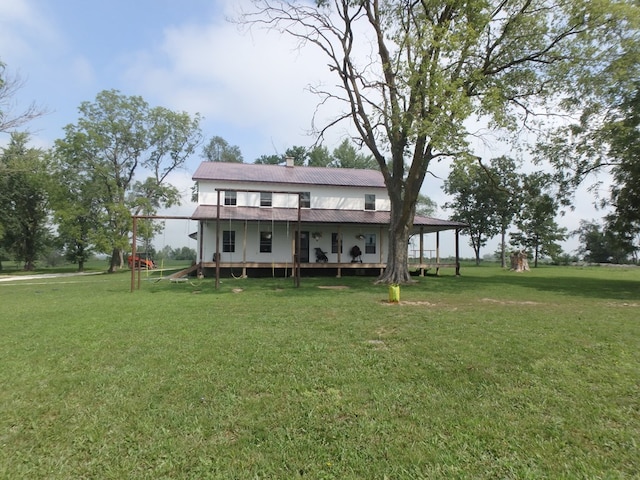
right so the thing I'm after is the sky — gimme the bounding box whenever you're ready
[1,0,609,259]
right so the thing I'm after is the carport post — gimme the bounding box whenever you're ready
[130,216,137,292]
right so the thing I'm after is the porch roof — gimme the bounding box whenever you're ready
[191,205,466,233]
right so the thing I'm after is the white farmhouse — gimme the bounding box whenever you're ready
[190,159,465,278]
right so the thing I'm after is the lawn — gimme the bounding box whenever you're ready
[1,265,638,479]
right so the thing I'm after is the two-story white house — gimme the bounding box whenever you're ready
[190,159,466,277]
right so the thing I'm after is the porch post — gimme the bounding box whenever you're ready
[436,231,441,276]
[419,226,424,277]
[455,228,461,276]
[215,191,221,289]
[242,219,247,278]
[295,193,301,287]
[131,215,137,292]
[380,226,384,275]
[198,220,204,279]
[336,225,342,278]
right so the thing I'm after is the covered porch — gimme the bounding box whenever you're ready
[191,204,465,281]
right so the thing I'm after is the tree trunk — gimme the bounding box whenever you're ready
[108,248,124,273]
[500,230,507,268]
[377,226,413,284]
[376,197,414,284]
[510,251,530,272]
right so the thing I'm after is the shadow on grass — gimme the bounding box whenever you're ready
[137,267,640,303]
[429,270,640,302]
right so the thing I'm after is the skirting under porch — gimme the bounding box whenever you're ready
[197,261,461,278]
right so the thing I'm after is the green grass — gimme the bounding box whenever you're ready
[1,266,638,479]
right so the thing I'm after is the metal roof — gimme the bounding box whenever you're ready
[191,206,466,233]
[192,162,387,189]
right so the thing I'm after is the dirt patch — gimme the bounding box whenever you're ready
[318,285,350,290]
[380,300,436,306]
[481,298,540,305]
[365,339,388,350]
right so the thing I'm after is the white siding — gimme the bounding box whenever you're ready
[199,181,390,211]
[199,221,386,264]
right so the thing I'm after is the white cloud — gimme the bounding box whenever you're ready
[0,0,59,63]
[120,3,360,162]
[69,56,96,87]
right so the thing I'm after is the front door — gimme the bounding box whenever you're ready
[295,231,310,263]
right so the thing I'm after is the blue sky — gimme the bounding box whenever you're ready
[1,0,605,257]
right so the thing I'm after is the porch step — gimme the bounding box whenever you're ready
[168,264,199,280]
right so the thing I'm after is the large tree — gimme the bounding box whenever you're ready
[55,90,202,272]
[488,156,522,268]
[202,135,244,162]
[444,158,501,265]
[510,173,567,267]
[243,0,638,283]
[330,139,378,169]
[0,132,52,270]
[574,220,633,264]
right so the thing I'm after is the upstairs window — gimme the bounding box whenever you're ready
[223,230,235,252]
[365,234,376,254]
[300,192,311,208]
[224,190,237,206]
[260,192,272,207]
[365,194,376,211]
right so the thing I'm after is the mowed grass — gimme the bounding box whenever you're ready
[0,266,638,479]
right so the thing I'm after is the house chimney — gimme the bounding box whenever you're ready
[285,156,294,168]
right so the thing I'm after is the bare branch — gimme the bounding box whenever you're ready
[0,64,49,133]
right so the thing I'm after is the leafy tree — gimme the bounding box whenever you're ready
[254,146,309,165]
[202,135,243,162]
[488,156,522,268]
[243,0,634,283]
[536,15,640,253]
[55,90,202,272]
[285,146,308,166]
[415,193,437,218]
[50,151,101,272]
[574,220,632,264]
[172,246,197,261]
[254,154,283,165]
[255,141,378,168]
[307,145,332,167]
[602,87,640,254]
[0,132,52,270]
[330,139,378,170]
[444,158,501,265]
[510,173,567,267]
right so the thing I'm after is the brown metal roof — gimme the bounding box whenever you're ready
[192,162,387,189]
[191,206,466,233]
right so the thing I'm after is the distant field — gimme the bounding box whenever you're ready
[1,265,638,479]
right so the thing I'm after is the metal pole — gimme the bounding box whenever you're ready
[419,226,424,277]
[130,216,137,292]
[216,191,221,289]
[198,220,204,278]
[455,228,461,276]
[296,193,301,287]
